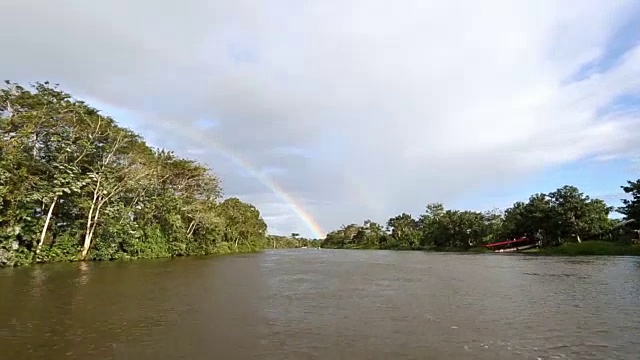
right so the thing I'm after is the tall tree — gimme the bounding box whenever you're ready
[386,213,420,249]
[218,198,267,250]
[548,186,612,243]
[1,81,272,265]
[619,179,640,223]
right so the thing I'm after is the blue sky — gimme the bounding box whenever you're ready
[454,158,635,217]
[455,40,640,217]
[2,0,640,237]
[568,12,640,83]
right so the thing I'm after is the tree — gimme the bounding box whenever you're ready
[352,220,386,248]
[386,213,420,249]
[502,194,554,244]
[500,186,612,247]
[218,198,267,250]
[321,224,362,249]
[0,81,272,266]
[548,186,612,243]
[321,184,623,251]
[418,203,445,248]
[619,179,640,223]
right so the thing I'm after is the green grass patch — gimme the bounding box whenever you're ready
[539,241,640,256]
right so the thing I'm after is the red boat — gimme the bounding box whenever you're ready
[484,236,541,253]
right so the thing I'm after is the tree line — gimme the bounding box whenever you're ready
[0,82,296,266]
[321,182,640,250]
[267,233,322,249]
[2,81,638,265]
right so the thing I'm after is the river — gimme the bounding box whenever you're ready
[1,250,639,359]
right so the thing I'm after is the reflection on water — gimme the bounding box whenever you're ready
[1,251,639,359]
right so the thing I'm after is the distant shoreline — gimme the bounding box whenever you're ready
[321,241,640,256]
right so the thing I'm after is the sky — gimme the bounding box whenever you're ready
[1,0,639,238]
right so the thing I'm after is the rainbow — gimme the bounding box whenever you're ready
[157,120,325,239]
[85,98,325,238]
[207,142,326,239]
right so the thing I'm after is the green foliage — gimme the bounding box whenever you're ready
[322,183,635,252]
[539,241,640,256]
[3,81,636,263]
[266,234,322,249]
[619,180,640,224]
[501,186,614,247]
[386,214,421,249]
[0,81,273,266]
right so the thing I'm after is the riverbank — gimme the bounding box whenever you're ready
[535,241,640,256]
[452,241,640,256]
[324,241,640,256]
[1,83,279,269]
[0,241,266,268]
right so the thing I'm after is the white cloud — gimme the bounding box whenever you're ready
[1,0,639,237]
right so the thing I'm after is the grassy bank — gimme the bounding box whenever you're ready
[323,241,640,256]
[430,241,640,256]
[538,241,640,256]
[322,245,491,253]
[0,241,268,268]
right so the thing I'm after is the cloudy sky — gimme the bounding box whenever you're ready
[2,0,639,238]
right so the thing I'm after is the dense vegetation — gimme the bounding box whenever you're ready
[2,82,638,266]
[268,233,322,249]
[0,82,300,266]
[321,181,640,252]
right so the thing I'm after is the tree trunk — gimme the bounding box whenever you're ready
[82,196,107,260]
[187,221,196,238]
[81,179,101,259]
[571,214,580,243]
[36,196,57,254]
[85,201,105,256]
[32,133,38,158]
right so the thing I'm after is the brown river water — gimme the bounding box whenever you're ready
[1,250,639,359]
